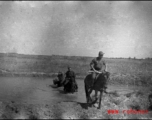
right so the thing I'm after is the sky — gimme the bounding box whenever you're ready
[0,1,152,58]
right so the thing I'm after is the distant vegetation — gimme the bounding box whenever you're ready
[0,53,152,87]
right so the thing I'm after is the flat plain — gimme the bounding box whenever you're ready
[0,53,151,119]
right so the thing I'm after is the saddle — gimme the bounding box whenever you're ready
[88,70,109,89]
[64,77,78,93]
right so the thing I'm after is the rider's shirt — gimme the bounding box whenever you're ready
[90,57,106,72]
[66,71,75,78]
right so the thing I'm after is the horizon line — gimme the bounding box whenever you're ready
[0,52,149,59]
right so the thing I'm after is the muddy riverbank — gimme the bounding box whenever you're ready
[0,76,151,119]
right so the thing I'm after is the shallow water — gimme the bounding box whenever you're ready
[0,76,144,105]
[0,76,86,104]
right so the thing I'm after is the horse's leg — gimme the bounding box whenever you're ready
[95,90,98,99]
[91,90,98,107]
[98,90,103,109]
[88,88,93,103]
[64,85,66,92]
[85,84,90,103]
[88,88,93,95]
[85,85,93,106]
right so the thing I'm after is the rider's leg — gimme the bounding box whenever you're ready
[91,72,96,87]
[95,73,99,82]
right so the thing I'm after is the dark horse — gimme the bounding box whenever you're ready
[53,72,65,87]
[64,78,78,93]
[84,72,109,109]
[53,78,64,87]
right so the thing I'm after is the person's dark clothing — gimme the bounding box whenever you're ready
[65,70,75,82]
[64,70,78,93]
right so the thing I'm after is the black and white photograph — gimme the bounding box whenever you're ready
[0,1,152,119]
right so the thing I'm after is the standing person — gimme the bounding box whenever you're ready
[89,51,110,88]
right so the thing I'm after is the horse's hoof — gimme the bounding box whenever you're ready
[93,103,98,108]
[89,104,92,107]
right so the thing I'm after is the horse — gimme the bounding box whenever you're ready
[63,77,78,93]
[53,72,65,87]
[53,78,63,87]
[84,71,110,109]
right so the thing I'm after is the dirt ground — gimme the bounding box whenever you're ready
[0,78,151,119]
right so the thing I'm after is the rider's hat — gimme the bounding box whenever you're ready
[99,51,104,56]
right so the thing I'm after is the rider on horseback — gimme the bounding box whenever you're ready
[64,66,78,92]
[65,66,75,82]
[90,51,110,88]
